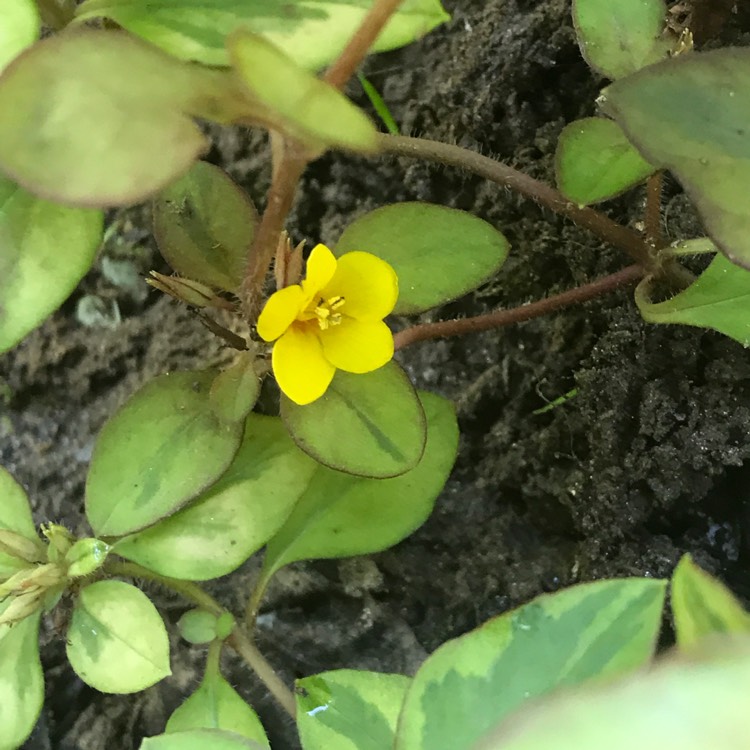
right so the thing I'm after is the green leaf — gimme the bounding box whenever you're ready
[671,554,750,648]
[0,0,39,73]
[85,370,243,538]
[66,580,171,693]
[297,670,409,750]
[261,391,457,587]
[395,578,667,750]
[603,48,750,269]
[0,610,43,748]
[209,354,261,424]
[282,362,426,478]
[75,0,450,70]
[112,414,316,579]
[0,30,225,207]
[0,466,37,578]
[635,253,750,345]
[153,161,257,293]
[474,640,750,750]
[0,175,103,352]
[142,729,266,750]
[336,203,510,315]
[228,30,377,153]
[166,658,269,747]
[555,117,654,205]
[572,0,670,80]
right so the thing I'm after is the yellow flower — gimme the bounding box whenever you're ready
[257,243,398,405]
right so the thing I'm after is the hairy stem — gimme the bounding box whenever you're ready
[324,0,406,89]
[379,134,656,269]
[240,150,307,321]
[104,560,296,719]
[393,264,644,350]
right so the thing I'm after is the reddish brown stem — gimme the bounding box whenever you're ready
[393,265,644,350]
[324,0,406,90]
[379,134,655,270]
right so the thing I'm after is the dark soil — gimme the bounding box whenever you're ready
[4,1,750,748]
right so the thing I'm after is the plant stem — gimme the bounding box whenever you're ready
[104,560,296,719]
[645,171,663,249]
[240,150,307,320]
[393,264,644,350]
[378,134,655,270]
[228,627,297,718]
[324,0,406,90]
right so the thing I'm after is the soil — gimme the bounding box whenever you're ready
[4,1,750,748]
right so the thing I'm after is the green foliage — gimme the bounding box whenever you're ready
[0,175,103,353]
[671,555,750,648]
[0,610,43,749]
[74,0,450,70]
[296,670,410,750]
[152,161,258,293]
[572,0,670,80]
[395,578,666,750]
[604,48,750,269]
[258,392,457,593]
[474,641,750,750]
[228,31,378,153]
[209,355,261,424]
[112,414,316,580]
[281,363,427,478]
[555,117,654,205]
[0,31,231,207]
[0,0,38,73]
[0,467,38,578]
[635,253,750,345]
[141,729,267,750]
[166,650,269,746]
[85,370,244,537]
[336,202,510,315]
[66,580,171,693]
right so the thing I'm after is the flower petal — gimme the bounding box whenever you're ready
[301,244,338,303]
[320,318,394,374]
[323,251,398,321]
[273,324,335,405]
[257,284,305,342]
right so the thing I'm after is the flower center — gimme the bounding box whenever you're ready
[313,295,345,330]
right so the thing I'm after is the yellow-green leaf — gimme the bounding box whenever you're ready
[0,30,224,206]
[671,554,750,648]
[67,580,171,693]
[74,0,450,70]
[0,175,103,352]
[0,0,39,73]
[228,30,377,153]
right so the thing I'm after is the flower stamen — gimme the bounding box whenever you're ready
[314,295,345,330]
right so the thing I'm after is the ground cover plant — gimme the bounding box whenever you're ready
[3,0,750,747]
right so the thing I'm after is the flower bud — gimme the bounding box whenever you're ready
[0,530,45,564]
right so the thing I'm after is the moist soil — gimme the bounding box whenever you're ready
[4,1,750,748]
